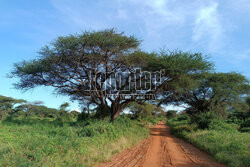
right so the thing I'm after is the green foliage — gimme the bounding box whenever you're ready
[246,96,250,106]
[0,95,26,120]
[128,102,155,119]
[10,29,142,121]
[240,127,250,133]
[241,118,250,128]
[0,116,150,166]
[166,110,177,118]
[59,102,70,111]
[172,124,198,133]
[77,111,91,121]
[165,72,250,116]
[191,111,223,129]
[167,114,250,167]
[176,114,190,121]
[10,29,216,121]
[0,95,82,122]
[184,130,250,167]
[208,120,239,132]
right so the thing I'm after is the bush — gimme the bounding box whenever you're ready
[177,114,190,121]
[208,120,239,132]
[77,121,118,138]
[191,112,222,129]
[173,124,198,133]
[240,127,250,133]
[226,115,244,126]
[241,118,250,128]
[77,111,90,121]
[166,110,177,118]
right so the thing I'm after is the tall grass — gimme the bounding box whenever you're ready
[183,130,250,167]
[0,116,150,167]
[167,117,250,167]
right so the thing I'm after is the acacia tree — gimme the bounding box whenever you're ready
[11,29,140,120]
[0,95,26,119]
[11,29,212,121]
[161,72,250,116]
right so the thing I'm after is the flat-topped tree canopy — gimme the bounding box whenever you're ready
[11,29,213,121]
[0,95,26,119]
[160,72,250,116]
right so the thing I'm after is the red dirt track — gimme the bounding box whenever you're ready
[97,122,226,167]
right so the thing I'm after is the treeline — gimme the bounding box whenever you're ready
[167,95,250,131]
[0,95,165,123]
[0,95,78,121]
[164,71,250,131]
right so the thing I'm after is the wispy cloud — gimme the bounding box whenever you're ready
[118,0,185,35]
[192,2,223,51]
[49,0,244,63]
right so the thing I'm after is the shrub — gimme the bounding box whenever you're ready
[177,114,190,121]
[226,115,244,126]
[77,121,118,138]
[77,111,90,121]
[241,118,250,128]
[173,124,198,133]
[166,110,177,118]
[191,111,222,129]
[208,120,239,132]
[240,127,250,133]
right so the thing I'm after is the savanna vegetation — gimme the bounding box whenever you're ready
[166,96,250,167]
[0,29,249,166]
[0,95,164,166]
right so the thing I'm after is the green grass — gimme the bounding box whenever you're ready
[167,117,250,167]
[0,116,150,167]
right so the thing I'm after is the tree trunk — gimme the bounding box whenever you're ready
[87,106,90,119]
[101,104,110,119]
[111,102,121,122]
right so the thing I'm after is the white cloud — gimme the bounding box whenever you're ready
[116,0,188,49]
[50,0,231,52]
[192,2,223,51]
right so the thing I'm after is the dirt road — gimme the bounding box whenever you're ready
[97,123,226,167]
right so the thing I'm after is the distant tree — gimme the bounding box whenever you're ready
[11,29,212,121]
[166,110,177,118]
[59,102,70,111]
[79,101,96,119]
[14,103,58,118]
[162,72,250,116]
[228,96,250,122]
[0,95,26,119]
[128,102,164,119]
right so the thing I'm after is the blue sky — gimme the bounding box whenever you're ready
[0,0,249,110]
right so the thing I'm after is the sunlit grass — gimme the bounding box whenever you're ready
[0,116,150,167]
[167,118,250,167]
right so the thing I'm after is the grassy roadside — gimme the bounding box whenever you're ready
[0,116,160,167]
[166,116,250,167]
